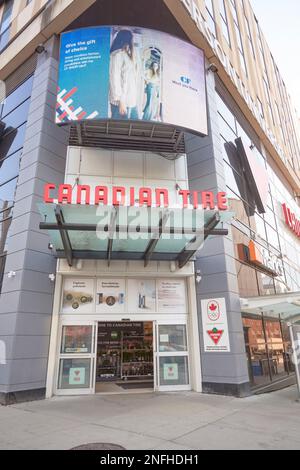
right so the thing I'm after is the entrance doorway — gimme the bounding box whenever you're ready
[96,321,154,393]
[54,318,192,395]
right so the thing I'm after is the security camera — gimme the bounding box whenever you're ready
[35,44,46,54]
[195,270,202,284]
[49,274,56,282]
[207,63,218,74]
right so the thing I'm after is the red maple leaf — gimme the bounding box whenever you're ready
[209,303,217,311]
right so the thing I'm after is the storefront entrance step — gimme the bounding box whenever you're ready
[253,375,296,395]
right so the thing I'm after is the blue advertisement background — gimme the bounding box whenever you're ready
[58,27,111,121]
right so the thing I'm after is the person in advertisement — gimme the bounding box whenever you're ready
[109,29,140,120]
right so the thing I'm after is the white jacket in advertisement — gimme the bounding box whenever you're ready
[109,49,139,109]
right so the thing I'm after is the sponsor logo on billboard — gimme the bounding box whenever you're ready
[180,76,192,85]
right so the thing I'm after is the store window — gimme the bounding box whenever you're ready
[281,322,295,374]
[58,324,95,391]
[61,326,93,354]
[236,260,259,298]
[264,319,290,380]
[158,325,187,352]
[58,358,91,390]
[157,323,190,389]
[159,356,189,387]
[243,316,270,388]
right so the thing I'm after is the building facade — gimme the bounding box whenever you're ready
[0,0,300,404]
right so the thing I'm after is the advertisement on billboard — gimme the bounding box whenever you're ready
[56,26,207,135]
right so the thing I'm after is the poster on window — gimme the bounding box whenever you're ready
[201,298,230,352]
[61,279,95,314]
[127,279,156,313]
[69,367,86,386]
[96,279,126,313]
[157,280,187,313]
[163,363,179,381]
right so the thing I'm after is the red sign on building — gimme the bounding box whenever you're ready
[282,203,300,238]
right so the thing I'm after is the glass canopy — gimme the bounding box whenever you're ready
[38,203,233,268]
[241,293,300,324]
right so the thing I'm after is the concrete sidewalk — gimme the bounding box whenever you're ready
[1,386,300,450]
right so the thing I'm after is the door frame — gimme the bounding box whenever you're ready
[95,320,155,392]
[46,274,202,397]
[154,317,192,392]
[54,320,98,396]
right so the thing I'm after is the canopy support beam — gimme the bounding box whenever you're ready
[144,211,170,267]
[55,205,73,267]
[107,207,118,267]
[177,213,221,269]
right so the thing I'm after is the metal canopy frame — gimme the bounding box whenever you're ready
[54,206,73,267]
[40,205,229,268]
[177,213,221,269]
[69,120,186,159]
[143,210,170,268]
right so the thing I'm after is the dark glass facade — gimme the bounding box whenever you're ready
[0,75,33,291]
[243,314,294,388]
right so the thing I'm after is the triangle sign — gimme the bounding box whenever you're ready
[207,328,224,345]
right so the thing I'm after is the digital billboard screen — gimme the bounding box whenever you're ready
[56,26,208,136]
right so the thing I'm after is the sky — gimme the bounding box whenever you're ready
[251,0,300,116]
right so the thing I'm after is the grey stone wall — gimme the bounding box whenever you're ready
[0,36,68,404]
[186,68,250,397]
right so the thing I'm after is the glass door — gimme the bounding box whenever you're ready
[56,322,97,395]
[154,321,191,391]
[96,321,154,393]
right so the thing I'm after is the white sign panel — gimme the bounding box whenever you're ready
[201,298,230,352]
[69,367,86,386]
[62,278,95,314]
[163,363,179,381]
[96,279,126,313]
[157,280,187,313]
[127,279,156,313]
